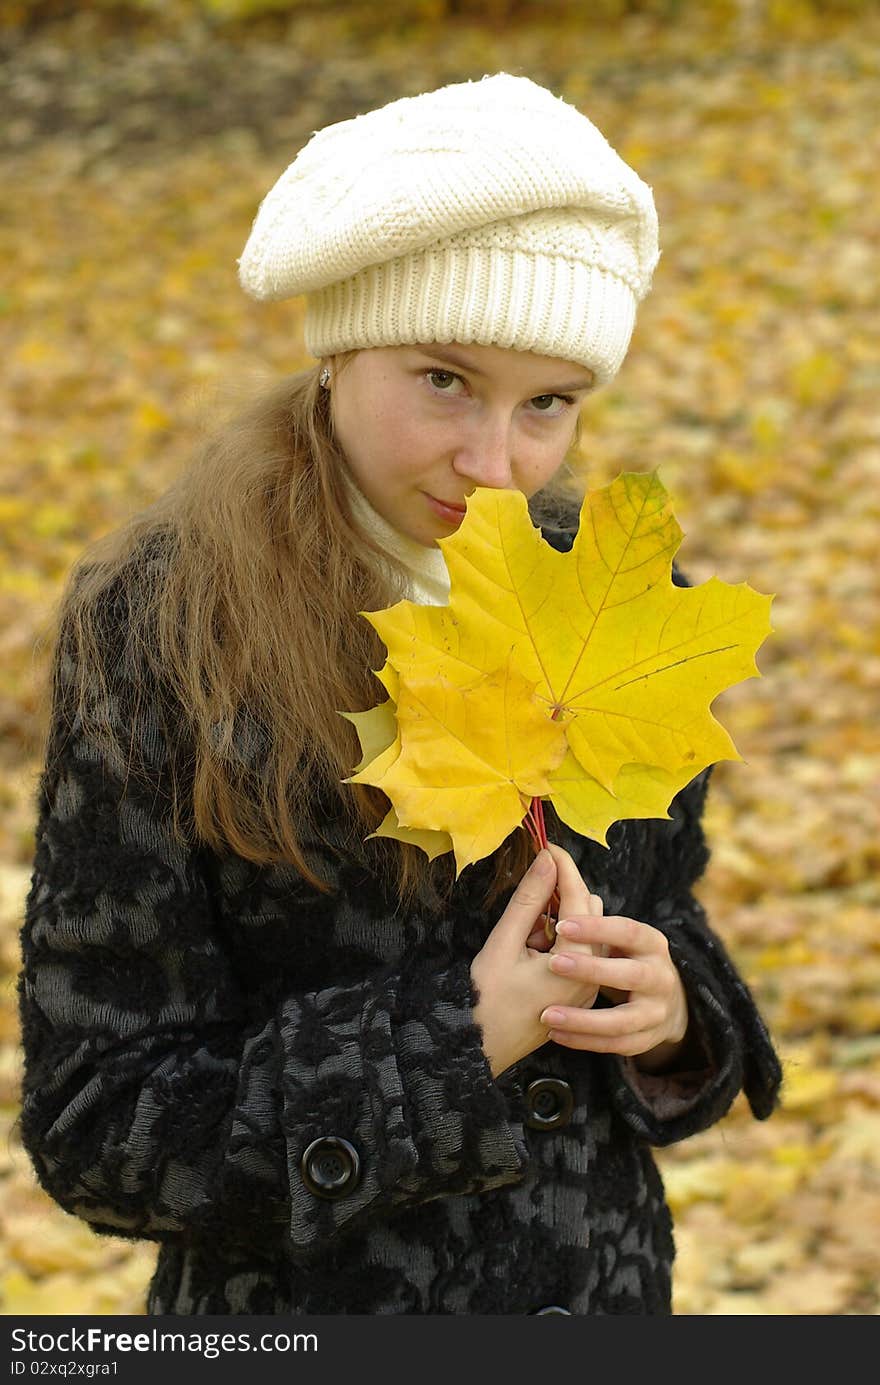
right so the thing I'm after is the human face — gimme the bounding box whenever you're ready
[328,343,594,547]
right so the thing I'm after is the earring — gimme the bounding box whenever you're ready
[319,366,331,389]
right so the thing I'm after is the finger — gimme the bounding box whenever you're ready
[548,911,601,957]
[540,1000,660,1036]
[541,844,602,947]
[497,849,558,951]
[547,1027,662,1056]
[555,914,667,957]
[548,952,648,993]
[548,900,605,958]
[544,844,603,925]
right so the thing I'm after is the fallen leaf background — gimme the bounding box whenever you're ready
[1,0,878,1316]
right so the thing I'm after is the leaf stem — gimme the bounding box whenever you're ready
[524,795,560,941]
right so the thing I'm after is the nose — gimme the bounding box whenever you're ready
[451,412,514,490]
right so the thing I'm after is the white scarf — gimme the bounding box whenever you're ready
[342,471,451,607]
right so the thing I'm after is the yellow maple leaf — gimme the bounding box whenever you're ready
[342,470,773,877]
[340,673,453,860]
[547,748,705,848]
[368,801,454,862]
[348,655,568,872]
[340,694,398,777]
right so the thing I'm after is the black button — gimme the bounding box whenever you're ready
[525,1077,574,1131]
[300,1136,362,1199]
[532,1305,572,1315]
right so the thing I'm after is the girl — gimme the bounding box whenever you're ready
[18,72,782,1316]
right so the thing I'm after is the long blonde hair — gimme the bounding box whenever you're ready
[42,357,586,918]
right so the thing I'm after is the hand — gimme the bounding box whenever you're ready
[470,847,604,1078]
[538,909,691,1065]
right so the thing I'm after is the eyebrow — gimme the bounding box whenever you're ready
[415,345,594,393]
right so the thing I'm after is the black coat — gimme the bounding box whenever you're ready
[17,521,782,1315]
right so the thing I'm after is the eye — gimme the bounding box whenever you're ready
[529,394,574,418]
[426,369,465,394]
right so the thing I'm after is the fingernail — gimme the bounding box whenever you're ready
[556,920,578,937]
[550,954,575,973]
[541,1008,566,1026]
[534,850,552,874]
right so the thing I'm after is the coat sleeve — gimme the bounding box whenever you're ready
[17,598,529,1263]
[596,763,784,1146]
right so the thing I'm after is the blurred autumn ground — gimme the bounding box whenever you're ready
[1,0,879,1316]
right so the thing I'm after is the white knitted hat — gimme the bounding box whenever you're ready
[238,72,660,389]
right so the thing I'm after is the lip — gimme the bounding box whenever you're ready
[426,493,468,523]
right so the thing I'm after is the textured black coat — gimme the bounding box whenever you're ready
[17,521,783,1315]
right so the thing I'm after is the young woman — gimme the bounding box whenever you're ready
[18,72,782,1316]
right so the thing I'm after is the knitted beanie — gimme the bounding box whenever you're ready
[237,72,660,389]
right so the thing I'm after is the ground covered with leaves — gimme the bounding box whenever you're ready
[1,4,878,1315]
